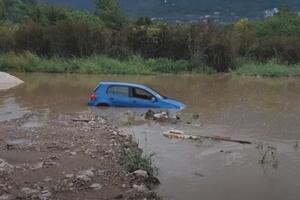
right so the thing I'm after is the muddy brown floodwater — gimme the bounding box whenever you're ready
[1,73,300,200]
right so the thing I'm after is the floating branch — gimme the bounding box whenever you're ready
[163,130,252,144]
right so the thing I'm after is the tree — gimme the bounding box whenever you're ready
[0,0,37,22]
[94,0,126,27]
[255,6,300,37]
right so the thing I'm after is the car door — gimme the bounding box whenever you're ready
[130,87,160,108]
[106,85,131,107]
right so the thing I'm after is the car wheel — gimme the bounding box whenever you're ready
[97,103,110,107]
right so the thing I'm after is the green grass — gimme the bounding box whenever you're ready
[122,145,158,176]
[0,52,212,75]
[2,52,300,77]
[235,59,300,77]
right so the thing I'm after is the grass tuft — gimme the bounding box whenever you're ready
[122,145,158,176]
[0,52,211,75]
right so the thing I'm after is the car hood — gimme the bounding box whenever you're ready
[162,98,186,110]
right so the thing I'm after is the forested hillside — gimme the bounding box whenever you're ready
[0,0,300,76]
[42,0,300,20]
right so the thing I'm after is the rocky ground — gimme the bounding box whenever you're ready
[0,112,160,200]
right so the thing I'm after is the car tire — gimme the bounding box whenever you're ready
[97,103,110,107]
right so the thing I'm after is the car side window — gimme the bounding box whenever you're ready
[132,87,153,100]
[107,86,129,97]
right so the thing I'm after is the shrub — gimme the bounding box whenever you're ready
[0,51,39,72]
[122,145,158,176]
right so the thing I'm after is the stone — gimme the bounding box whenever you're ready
[132,169,149,179]
[133,184,149,193]
[76,174,91,182]
[30,162,43,170]
[78,169,94,177]
[21,187,39,195]
[0,194,13,200]
[0,72,24,91]
[169,129,184,135]
[89,183,102,190]
[76,169,95,182]
[69,151,77,156]
[65,174,74,179]
[39,190,52,200]
[43,177,52,182]
[154,112,168,119]
[0,159,13,173]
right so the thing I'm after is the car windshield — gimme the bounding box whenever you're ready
[148,87,167,99]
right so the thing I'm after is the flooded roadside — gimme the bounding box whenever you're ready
[1,73,300,200]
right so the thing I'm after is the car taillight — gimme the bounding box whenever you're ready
[90,92,96,100]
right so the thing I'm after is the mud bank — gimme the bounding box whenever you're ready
[0,72,23,91]
[0,112,159,200]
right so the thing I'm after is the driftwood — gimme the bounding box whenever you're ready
[163,131,252,145]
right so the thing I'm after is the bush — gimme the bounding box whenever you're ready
[188,23,238,72]
[0,23,17,52]
[255,7,300,37]
[251,36,300,64]
[0,51,39,72]
[122,145,158,176]
[236,59,300,77]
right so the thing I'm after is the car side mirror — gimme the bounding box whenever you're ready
[151,97,157,102]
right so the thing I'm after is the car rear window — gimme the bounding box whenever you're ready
[107,86,129,97]
[94,83,101,92]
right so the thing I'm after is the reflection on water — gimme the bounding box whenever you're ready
[0,94,29,121]
[1,73,300,200]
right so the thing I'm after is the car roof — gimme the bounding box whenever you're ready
[100,81,149,90]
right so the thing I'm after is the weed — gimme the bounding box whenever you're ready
[256,144,278,168]
[122,145,158,176]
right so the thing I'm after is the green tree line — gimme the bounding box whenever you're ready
[0,0,300,72]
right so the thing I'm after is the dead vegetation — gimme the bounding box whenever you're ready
[256,144,278,168]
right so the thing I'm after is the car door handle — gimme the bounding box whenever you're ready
[109,97,114,100]
[133,100,137,103]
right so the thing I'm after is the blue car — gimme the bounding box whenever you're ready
[88,81,186,109]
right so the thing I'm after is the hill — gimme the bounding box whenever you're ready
[41,0,300,21]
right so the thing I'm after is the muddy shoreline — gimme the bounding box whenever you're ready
[0,112,160,200]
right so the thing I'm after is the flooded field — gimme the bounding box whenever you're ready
[1,73,300,200]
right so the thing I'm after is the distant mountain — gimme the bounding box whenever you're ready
[40,0,94,10]
[41,0,300,21]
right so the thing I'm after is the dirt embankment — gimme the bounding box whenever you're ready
[0,113,159,200]
[0,72,24,91]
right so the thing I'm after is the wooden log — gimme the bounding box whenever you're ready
[163,132,252,144]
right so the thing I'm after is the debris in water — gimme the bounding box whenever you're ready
[257,144,278,168]
[192,113,200,119]
[144,110,179,122]
[194,172,205,177]
[163,130,252,144]
[294,141,299,151]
